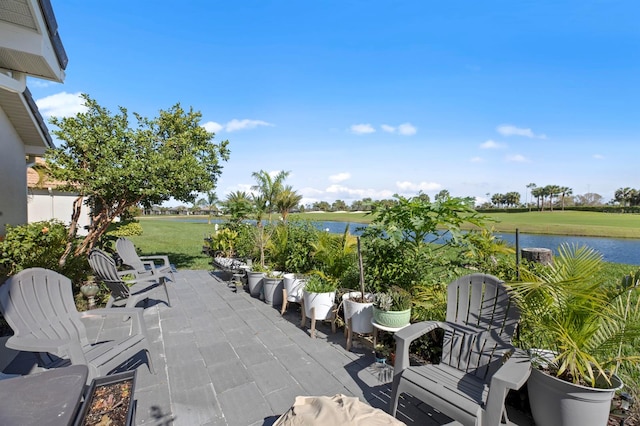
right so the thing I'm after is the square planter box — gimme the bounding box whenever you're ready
[74,370,137,426]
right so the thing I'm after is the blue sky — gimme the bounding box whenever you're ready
[32,0,639,207]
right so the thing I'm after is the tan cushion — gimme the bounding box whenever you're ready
[274,394,405,425]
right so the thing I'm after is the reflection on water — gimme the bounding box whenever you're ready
[156,217,640,265]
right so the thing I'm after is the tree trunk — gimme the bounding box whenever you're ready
[521,248,553,266]
[59,194,84,267]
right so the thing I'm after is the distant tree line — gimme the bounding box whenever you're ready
[613,187,640,207]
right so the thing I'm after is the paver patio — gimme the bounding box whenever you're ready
[2,270,534,425]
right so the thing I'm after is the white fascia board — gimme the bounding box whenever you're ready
[0,19,65,82]
[0,71,26,92]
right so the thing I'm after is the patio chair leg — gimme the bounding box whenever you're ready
[281,289,288,315]
[346,318,352,351]
[300,298,306,327]
[162,278,171,307]
[331,305,336,334]
[310,307,316,338]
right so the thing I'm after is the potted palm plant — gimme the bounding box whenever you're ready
[372,286,412,328]
[302,274,337,321]
[509,243,640,426]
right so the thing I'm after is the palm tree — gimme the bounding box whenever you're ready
[275,186,302,223]
[199,191,219,224]
[559,186,572,211]
[251,170,290,222]
[526,183,537,211]
[222,191,253,224]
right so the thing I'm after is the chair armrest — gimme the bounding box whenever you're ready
[483,348,531,425]
[5,336,70,354]
[139,255,171,267]
[5,336,87,365]
[82,307,147,335]
[394,321,448,377]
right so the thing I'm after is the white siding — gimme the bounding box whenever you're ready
[28,190,91,236]
[0,106,28,236]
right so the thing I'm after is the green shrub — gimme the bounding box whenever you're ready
[305,274,337,293]
[106,220,143,237]
[0,220,89,285]
[266,219,319,273]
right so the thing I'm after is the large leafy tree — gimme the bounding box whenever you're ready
[47,94,230,263]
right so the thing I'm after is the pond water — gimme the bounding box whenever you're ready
[163,218,640,265]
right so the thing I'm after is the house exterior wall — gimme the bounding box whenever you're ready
[0,106,28,236]
[27,189,90,236]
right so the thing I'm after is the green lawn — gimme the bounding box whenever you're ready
[135,214,640,270]
[129,219,217,270]
[292,211,640,239]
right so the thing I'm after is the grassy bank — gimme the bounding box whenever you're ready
[289,210,640,239]
[135,217,640,272]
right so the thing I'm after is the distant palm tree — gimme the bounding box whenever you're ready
[251,169,290,222]
[275,186,302,223]
[559,186,572,211]
[223,191,253,223]
[526,183,537,211]
[201,191,219,224]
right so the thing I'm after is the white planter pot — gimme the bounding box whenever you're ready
[303,290,336,320]
[283,273,306,302]
[247,271,265,297]
[342,292,374,334]
[528,367,622,426]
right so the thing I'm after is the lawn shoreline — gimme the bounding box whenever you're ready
[139,210,640,239]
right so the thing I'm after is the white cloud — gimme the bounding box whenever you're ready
[395,181,441,192]
[329,172,351,183]
[350,124,376,134]
[496,124,545,139]
[470,156,484,163]
[30,80,51,88]
[397,123,417,136]
[380,123,417,135]
[203,118,273,133]
[593,154,605,159]
[36,92,87,118]
[226,119,273,132]
[202,121,223,133]
[305,185,393,201]
[506,154,528,162]
[480,140,503,149]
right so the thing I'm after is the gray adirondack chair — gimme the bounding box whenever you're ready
[89,248,170,309]
[116,237,175,282]
[0,268,155,384]
[389,273,530,426]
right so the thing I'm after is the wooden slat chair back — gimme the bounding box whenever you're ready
[116,237,175,282]
[0,268,155,383]
[389,273,530,426]
[88,248,170,309]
